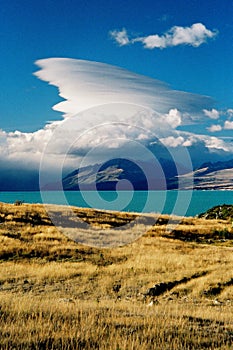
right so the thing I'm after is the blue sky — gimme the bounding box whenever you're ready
[0,0,232,132]
[0,0,233,177]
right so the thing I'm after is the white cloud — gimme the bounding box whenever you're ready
[138,34,167,49]
[169,23,216,47]
[0,129,7,155]
[162,108,182,128]
[111,23,217,49]
[224,120,233,130]
[160,136,184,147]
[182,136,197,147]
[34,58,213,118]
[204,136,229,152]
[159,132,231,153]
[174,131,232,153]
[203,108,220,119]
[109,28,130,46]
[207,124,222,132]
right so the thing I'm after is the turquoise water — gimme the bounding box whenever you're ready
[0,190,233,217]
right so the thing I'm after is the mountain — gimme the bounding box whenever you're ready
[1,159,232,192]
[62,158,182,191]
[62,158,233,191]
[178,159,233,190]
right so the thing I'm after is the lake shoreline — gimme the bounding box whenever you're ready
[1,190,233,217]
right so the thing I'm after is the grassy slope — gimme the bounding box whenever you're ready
[0,203,233,349]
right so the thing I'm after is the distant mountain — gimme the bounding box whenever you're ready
[1,158,233,192]
[197,159,233,174]
[63,158,233,191]
[178,159,233,190]
[62,158,183,191]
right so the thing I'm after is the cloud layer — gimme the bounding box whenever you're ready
[110,23,217,49]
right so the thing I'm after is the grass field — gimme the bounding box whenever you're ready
[0,202,233,349]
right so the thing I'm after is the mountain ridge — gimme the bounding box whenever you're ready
[179,159,233,190]
[62,158,233,191]
[1,158,233,191]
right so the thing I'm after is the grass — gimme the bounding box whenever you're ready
[0,202,233,349]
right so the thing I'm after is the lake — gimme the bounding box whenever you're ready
[0,190,233,217]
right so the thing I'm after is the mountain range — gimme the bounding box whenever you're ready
[1,159,233,191]
[62,158,233,191]
[62,158,178,191]
[178,159,233,190]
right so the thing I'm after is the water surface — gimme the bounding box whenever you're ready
[1,190,233,217]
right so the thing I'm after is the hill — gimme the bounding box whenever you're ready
[0,202,233,349]
[179,159,233,190]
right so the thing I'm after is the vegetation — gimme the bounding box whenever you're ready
[0,202,233,349]
[198,204,233,220]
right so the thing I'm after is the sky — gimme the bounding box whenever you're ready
[0,0,233,179]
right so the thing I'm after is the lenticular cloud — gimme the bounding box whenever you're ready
[34,58,213,119]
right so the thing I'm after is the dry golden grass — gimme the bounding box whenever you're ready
[0,202,233,349]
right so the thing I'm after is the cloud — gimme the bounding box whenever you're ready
[34,58,213,118]
[204,136,230,152]
[203,108,220,119]
[205,108,233,132]
[110,23,217,49]
[181,132,231,153]
[160,136,185,148]
[224,120,233,130]
[0,58,232,177]
[227,109,233,117]
[207,124,222,132]
[162,108,182,128]
[0,125,54,166]
[109,28,130,46]
[159,131,231,153]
